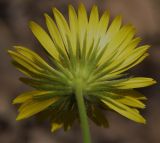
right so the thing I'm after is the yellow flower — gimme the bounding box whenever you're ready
[9,4,156,133]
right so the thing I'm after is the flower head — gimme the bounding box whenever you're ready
[9,4,156,132]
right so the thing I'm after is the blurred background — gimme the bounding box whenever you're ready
[0,0,160,143]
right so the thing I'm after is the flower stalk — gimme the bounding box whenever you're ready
[75,78,91,143]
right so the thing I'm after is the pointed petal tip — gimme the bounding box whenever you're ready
[68,4,77,15]
[16,115,24,121]
[12,97,22,104]
[44,13,48,18]
[68,4,73,8]
[116,15,122,19]
[103,10,110,16]
[78,3,86,10]
[135,114,146,124]
[7,50,12,54]
[51,127,57,133]
[29,20,34,25]
[51,123,63,132]
[145,44,151,49]
[132,115,146,124]
[52,7,58,13]
[51,127,54,133]
[29,21,38,30]
[7,50,15,56]
[112,15,122,24]
[28,21,35,29]
[141,118,146,124]
[148,78,157,86]
[12,99,17,104]
[13,45,18,49]
[92,4,98,10]
[78,3,85,7]
[133,117,146,124]
[143,97,148,100]
[152,79,157,84]
[44,13,51,22]
[52,7,63,19]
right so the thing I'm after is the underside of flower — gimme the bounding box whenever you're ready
[8,4,156,133]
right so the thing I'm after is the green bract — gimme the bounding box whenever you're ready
[9,4,156,132]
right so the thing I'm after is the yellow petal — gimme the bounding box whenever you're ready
[111,53,149,75]
[99,25,135,66]
[78,3,88,49]
[51,123,63,132]
[97,10,110,38]
[44,14,66,56]
[13,90,52,104]
[117,90,147,100]
[96,37,142,78]
[100,25,134,70]
[115,37,140,60]
[99,16,122,49]
[114,77,156,89]
[13,91,33,104]
[117,96,145,108]
[110,25,136,61]
[69,5,78,55]
[29,21,59,61]
[8,50,42,74]
[117,45,150,70]
[16,97,58,120]
[105,45,149,75]
[86,5,99,53]
[14,46,53,71]
[52,8,70,52]
[101,97,146,123]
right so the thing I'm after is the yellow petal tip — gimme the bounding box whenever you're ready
[52,7,58,13]
[29,21,37,29]
[44,13,50,21]
[44,13,48,17]
[12,99,17,104]
[16,115,23,121]
[141,119,146,124]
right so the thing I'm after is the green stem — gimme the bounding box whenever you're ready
[75,79,91,143]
